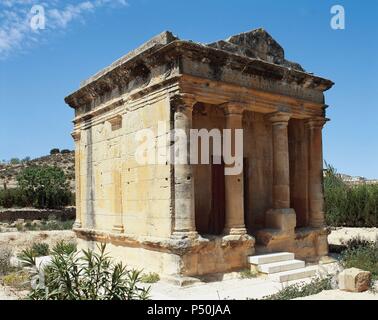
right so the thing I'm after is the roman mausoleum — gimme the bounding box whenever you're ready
[65,29,334,280]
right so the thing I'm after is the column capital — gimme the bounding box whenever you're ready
[71,131,81,142]
[266,111,292,124]
[305,117,328,129]
[222,102,246,116]
[170,93,197,111]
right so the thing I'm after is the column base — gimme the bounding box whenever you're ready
[309,216,325,228]
[171,231,198,240]
[223,227,247,236]
[265,208,296,232]
[112,225,124,233]
[73,221,82,229]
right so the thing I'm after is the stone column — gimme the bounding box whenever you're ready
[223,103,247,236]
[265,112,296,232]
[306,118,327,228]
[171,94,198,240]
[72,131,82,229]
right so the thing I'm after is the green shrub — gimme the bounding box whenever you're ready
[340,237,378,280]
[51,240,76,255]
[261,276,332,300]
[18,248,36,267]
[0,188,27,208]
[31,243,50,257]
[24,243,150,300]
[140,272,160,284]
[324,164,378,227]
[0,246,13,276]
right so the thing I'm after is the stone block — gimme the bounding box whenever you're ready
[265,208,296,232]
[338,268,372,292]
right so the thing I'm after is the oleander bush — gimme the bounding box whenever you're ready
[324,164,378,227]
[22,242,150,300]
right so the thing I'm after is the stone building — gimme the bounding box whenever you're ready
[65,29,334,279]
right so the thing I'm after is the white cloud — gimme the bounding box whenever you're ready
[0,0,128,59]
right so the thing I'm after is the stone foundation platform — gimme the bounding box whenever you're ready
[255,227,330,262]
[75,228,255,277]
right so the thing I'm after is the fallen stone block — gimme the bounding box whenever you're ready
[338,268,371,292]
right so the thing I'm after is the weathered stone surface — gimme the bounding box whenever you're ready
[208,28,305,71]
[338,268,372,292]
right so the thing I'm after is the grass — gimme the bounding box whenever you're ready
[261,276,333,300]
[240,269,258,279]
[140,272,160,284]
[1,270,30,291]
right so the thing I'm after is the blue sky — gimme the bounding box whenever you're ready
[0,0,377,178]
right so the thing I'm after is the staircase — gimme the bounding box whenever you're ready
[249,252,318,283]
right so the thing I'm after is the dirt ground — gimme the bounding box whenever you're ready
[328,227,378,245]
[0,230,76,255]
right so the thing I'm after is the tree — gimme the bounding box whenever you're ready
[22,156,31,163]
[10,158,21,165]
[50,148,60,155]
[17,166,72,209]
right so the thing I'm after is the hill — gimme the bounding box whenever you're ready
[0,151,75,191]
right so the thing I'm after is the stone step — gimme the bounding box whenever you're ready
[248,252,295,265]
[257,259,305,274]
[269,266,318,283]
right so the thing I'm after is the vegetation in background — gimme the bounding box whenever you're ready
[21,242,150,300]
[261,276,333,300]
[15,219,75,232]
[0,165,74,209]
[324,164,378,227]
[50,148,60,155]
[340,237,378,280]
